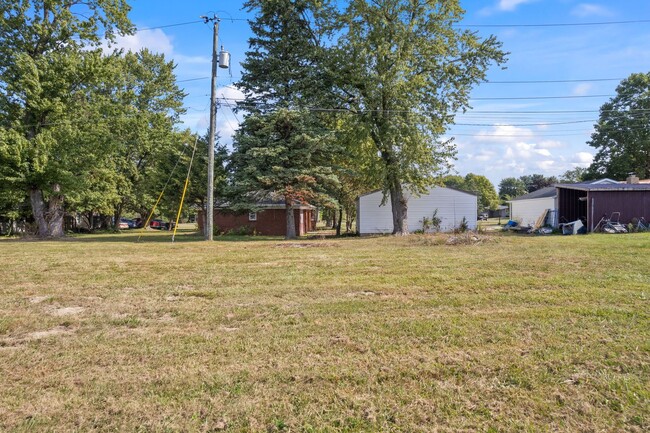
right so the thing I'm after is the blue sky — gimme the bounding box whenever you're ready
[115,0,650,186]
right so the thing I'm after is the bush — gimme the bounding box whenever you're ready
[454,217,469,233]
[421,209,442,233]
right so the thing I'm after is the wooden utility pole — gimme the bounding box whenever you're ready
[203,14,220,241]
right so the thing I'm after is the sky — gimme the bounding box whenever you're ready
[113,0,650,186]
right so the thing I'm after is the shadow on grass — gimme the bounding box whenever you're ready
[1,228,364,244]
[65,229,287,243]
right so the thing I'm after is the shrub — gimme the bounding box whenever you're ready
[454,217,469,233]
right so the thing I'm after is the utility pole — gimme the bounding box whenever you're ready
[202,14,220,241]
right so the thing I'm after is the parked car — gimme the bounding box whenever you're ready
[149,219,168,230]
[149,219,176,230]
[478,212,489,221]
[119,218,136,229]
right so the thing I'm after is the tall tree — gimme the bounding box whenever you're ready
[155,131,228,225]
[334,0,506,234]
[228,109,338,239]
[239,0,335,111]
[442,175,467,190]
[235,0,339,238]
[0,0,132,237]
[498,177,527,199]
[464,173,498,211]
[559,167,588,183]
[101,50,186,228]
[588,72,650,179]
[519,174,558,193]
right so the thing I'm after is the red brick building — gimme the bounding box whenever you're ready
[197,203,316,237]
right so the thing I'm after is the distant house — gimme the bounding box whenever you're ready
[197,198,316,236]
[356,186,477,234]
[508,187,557,227]
[489,205,509,219]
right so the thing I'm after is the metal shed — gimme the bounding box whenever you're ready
[508,186,557,227]
[356,186,477,234]
[556,182,650,231]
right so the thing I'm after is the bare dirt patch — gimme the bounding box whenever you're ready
[412,232,496,246]
[45,306,85,316]
[1,326,75,346]
[274,242,337,248]
[347,290,380,297]
[28,295,51,304]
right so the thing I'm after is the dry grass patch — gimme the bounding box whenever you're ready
[0,231,648,432]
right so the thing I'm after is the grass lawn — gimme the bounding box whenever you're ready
[0,229,648,432]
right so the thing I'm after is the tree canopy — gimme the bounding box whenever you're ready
[0,0,133,236]
[332,0,506,234]
[588,72,650,179]
[228,109,338,239]
[498,177,527,200]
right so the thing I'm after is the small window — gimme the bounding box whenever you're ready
[248,212,257,221]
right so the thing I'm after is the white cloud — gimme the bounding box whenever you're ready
[497,0,535,12]
[473,124,535,143]
[536,160,557,171]
[571,3,614,18]
[103,29,174,56]
[480,0,536,15]
[538,140,564,149]
[572,152,594,166]
[572,83,593,96]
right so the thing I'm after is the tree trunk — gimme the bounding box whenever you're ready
[285,202,296,239]
[47,184,65,237]
[388,176,408,235]
[29,188,49,237]
[345,209,354,233]
[29,185,65,238]
[113,204,124,230]
[336,208,343,236]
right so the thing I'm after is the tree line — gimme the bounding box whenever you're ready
[2,1,648,238]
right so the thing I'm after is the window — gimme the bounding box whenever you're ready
[248,212,257,221]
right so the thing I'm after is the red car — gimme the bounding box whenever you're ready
[149,219,169,230]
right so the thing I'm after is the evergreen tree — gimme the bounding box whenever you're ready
[234,0,339,238]
[228,109,338,239]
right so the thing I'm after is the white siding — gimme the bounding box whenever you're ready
[510,197,555,227]
[357,186,477,234]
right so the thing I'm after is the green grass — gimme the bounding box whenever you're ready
[0,229,648,432]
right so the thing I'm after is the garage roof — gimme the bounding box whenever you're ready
[555,183,650,192]
[509,186,556,201]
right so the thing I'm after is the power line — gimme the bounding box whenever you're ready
[134,17,650,32]
[135,20,205,32]
[176,76,625,85]
[471,94,614,101]
[486,78,623,84]
[456,19,650,28]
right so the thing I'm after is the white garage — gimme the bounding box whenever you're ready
[508,187,557,227]
[356,186,477,234]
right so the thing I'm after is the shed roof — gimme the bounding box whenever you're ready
[357,185,477,200]
[509,186,556,201]
[555,183,650,192]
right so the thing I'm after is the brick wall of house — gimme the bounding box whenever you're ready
[197,208,315,236]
